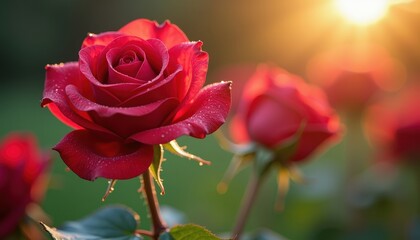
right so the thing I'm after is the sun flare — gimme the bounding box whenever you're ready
[335,0,390,25]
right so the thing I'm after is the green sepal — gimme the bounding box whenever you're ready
[159,224,223,240]
[254,121,307,176]
[271,121,307,165]
[163,140,211,166]
[218,143,257,193]
[149,144,165,195]
[41,205,142,240]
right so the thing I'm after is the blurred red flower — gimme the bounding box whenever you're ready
[42,19,231,181]
[230,64,341,162]
[306,44,405,113]
[0,133,49,238]
[365,84,420,163]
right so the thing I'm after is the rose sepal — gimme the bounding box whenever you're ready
[149,145,165,195]
[217,122,308,209]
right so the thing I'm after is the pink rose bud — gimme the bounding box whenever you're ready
[0,133,49,238]
[42,19,231,180]
[230,64,340,162]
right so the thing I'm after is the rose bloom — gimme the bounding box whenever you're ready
[365,84,420,163]
[306,44,405,113]
[0,133,49,238]
[230,64,340,162]
[42,19,231,180]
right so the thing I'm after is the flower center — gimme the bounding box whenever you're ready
[119,50,139,65]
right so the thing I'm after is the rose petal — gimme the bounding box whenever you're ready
[106,45,147,84]
[0,165,31,238]
[118,70,181,108]
[81,32,123,48]
[265,87,331,125]
[54,130,154,180]
[291,124,339,161]
[130,81,232,144]
[246,94,302,148]
[168,41,209,118]
[79,37,171,104]
[119,19,189,49]
[41,62,111,133]
[229,115,250,144]
[65,85,180,137]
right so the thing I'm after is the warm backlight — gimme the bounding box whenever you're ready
[335,0,390,25]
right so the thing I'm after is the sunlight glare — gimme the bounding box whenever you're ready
[335,0,390,25]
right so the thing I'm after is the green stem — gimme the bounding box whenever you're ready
[231,171,265,239]
[142,170,167,239]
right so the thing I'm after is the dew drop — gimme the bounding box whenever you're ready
[102,179,117,202]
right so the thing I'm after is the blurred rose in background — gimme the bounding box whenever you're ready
[0,133,50,239]
[229,64,341,162]
[306,44,406,114]
[365,83,420,164]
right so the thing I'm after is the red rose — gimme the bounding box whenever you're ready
[42,19,231,180]
[230,64,340,162]
[365,84,420,162]
[0,133,49,238]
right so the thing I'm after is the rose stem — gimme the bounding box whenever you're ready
[142,170,167,239]
[231,171,265,239]
[135,229,154,238]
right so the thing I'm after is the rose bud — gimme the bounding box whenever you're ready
[0,133,50,238]
[230,64,340,162]
[220,64,341,210]
[42,19,231,181]
[365,84,420,163]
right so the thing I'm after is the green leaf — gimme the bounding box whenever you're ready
[149,144,165,195]
[160,224,223,240]
[163,140,211,166]
[41,205,142,240]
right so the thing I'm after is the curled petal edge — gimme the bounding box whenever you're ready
[54,130,154,180]
[130,81,232,145]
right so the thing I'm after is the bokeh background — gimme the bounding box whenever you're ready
[1,0,420,239]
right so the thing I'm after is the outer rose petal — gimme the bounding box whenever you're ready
[42,62,110,134]
[291,124,340,161]
[246,94,302,148]
[229,115,250,144]
[168,41,209,118]
[54,130,154,180]
[130,81,232,144]
[119,19,189,49]
[81,32,123,48]
[65,85,180,137]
